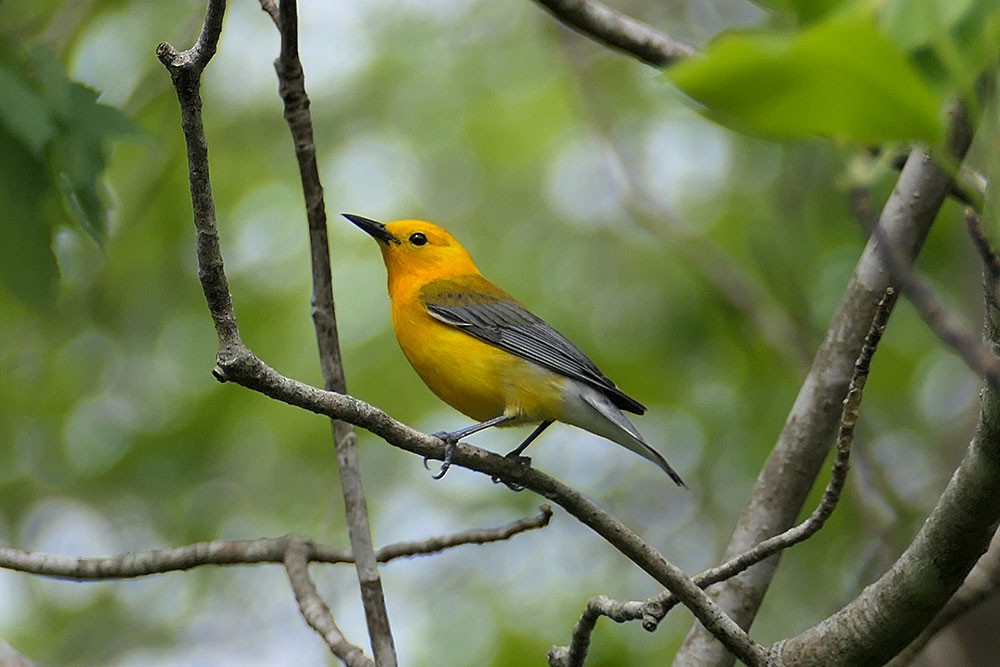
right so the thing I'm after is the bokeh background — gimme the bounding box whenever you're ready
[0,0,994,665]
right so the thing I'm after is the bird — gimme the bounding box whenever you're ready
[343,213,685,487]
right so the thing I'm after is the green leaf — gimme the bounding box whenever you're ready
[882,0,1000,95]
[750,0,850,25]
[0,64,56,156]
[666,14,945,144]
[0,128,59,306]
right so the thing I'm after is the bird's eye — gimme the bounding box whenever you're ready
[409,232,428,246]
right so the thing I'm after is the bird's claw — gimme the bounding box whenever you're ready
[492,454,532,491]
[426,432,459,480]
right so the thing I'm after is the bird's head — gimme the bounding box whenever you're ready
[343,214,481,284]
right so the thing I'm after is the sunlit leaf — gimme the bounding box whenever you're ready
[666,14,945,144]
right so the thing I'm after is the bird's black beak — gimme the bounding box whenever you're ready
[342,213,400,245]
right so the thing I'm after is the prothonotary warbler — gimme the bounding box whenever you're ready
[344,213,685,487]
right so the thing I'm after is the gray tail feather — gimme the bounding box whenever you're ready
[581,392,687,488]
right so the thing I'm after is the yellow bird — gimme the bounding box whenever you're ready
[344,214,684,487]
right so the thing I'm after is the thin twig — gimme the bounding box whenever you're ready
[533,0,695,67]
[548,596,645,667]
[883,213,1000,667]
[550,289,897,666]
[679,101,977,666]
[778,212,1000,667]
[966,209,1000,281]
[269,1,397,663]
[0,508,553,580]
[159,2,764,661]
[283,536,374,666]
[212,344,770,664]
[857,192,1000,388]
[257,0,279,27]
[376,506,553,560]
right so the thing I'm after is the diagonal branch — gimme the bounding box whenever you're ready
[677,100,977,666]
[532,0,695,67]
[888,528,1000,666]
[549,289,896,667]
[777,206,1000,665]
[269,0,396,663]
[284,536,374,667]
[208,345,769,664]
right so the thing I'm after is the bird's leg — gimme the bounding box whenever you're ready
[426,414,516,479]
[492,420,553,491]
[505,420,552,461]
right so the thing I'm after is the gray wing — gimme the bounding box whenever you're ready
[423,281,645,415]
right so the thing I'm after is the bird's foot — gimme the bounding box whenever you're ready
[425,431,460,480]
[492,454,532,491]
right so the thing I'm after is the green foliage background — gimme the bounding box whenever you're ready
[0,0,997,664]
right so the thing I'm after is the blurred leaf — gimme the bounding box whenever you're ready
[0,65,56,155]
[666,14,945,144]
[0,44,138,244]
[750,0,850,24]
[882,0,1000,95]
[0,128,59,306]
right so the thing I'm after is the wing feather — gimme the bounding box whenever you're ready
[422,278,645,414]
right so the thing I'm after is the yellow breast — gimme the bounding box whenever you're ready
[390,291,566,424]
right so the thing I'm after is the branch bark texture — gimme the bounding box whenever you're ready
[677,106,976,665]
[270,1,396,663]
[778,257,1000,665]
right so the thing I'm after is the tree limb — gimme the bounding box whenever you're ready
[269,0,397,663]
[777,214,1000,662]
[676,101,976,666]
[158,2,764,661]
[0,508,553,579]
[532,0,695,67]
[283,536,374,666]
[887,528,1000,667]
[549,289,896,666]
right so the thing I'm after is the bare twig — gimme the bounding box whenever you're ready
[550,289,896,666]
[966,209,1000,282]
[213,346,771,663]
[377,506,553,560]
[283,536,374,667]
[0,508,553,580]
[158,2,761,662]
[533,0,695,67]
[859,198,1000,388]
[678,101,977,666]
[257,0,279,27]
[269,0,397,663]
[547,596,645,667]
[777,208,1000,666]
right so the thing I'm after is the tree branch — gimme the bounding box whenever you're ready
[158,4,765,659]
[676,101,977,666]
[532,0,695,67]
[777,212,1000,663]
[269,1,396,663]
[888,528,1000,666]
[0,508,553,579]
[283,536,374,667]
[550,289,896,666]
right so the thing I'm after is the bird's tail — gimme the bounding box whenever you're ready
[564,385,686,488]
